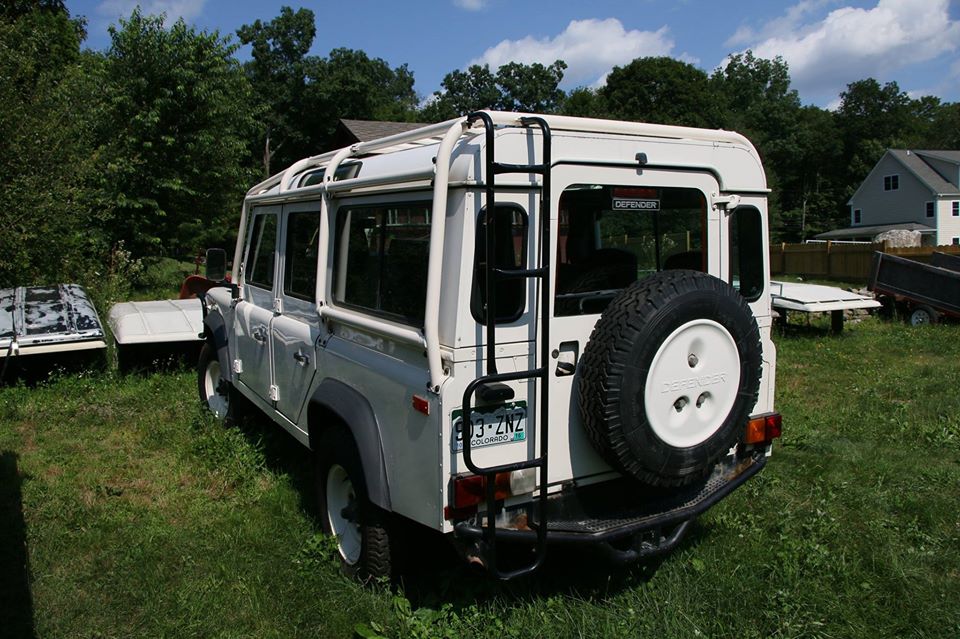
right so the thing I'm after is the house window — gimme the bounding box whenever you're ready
[953,237,960,246]
[926,202,935,218]
[953,201,959,217]
[883,175,899,191]
[853,209,861,224]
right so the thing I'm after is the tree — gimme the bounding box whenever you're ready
[601,57,723,128]
[94,10,259,257]
[0,3,101,284]
[422,61,567,121]
[302,48,419,145]
[237,6,316,176]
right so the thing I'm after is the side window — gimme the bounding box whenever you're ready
[246,212,278,290]
[299,162,362,188]
[471,206,528,324]
[555,184,706,316]
[283,210,321,300]
[729,207,764,302]
[333,201,431,324]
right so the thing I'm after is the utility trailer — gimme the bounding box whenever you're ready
[869,251,960,325]
[197,111,781,580]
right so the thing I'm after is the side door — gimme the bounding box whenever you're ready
[234,205,281,403]
[546,166,723,484]
[271,201,324,425]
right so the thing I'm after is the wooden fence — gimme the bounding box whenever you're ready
[770,242,960,282]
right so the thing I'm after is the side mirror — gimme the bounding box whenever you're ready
[205,248,227,282]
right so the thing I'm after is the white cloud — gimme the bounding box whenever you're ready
[97,0,207,24]
[470,18,676,88]
[728,0,960,100]
[453,0,487,10]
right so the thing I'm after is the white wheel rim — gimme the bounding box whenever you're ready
[203,359,229,420]
[326,464,362,565]
[644,319,741,448]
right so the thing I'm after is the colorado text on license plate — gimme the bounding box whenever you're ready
[451,401,527,452]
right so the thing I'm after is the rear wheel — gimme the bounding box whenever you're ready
[197,342,232,421]
[315,426,392,582]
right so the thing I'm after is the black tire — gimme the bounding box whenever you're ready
[315,426,392,582]
[197,341,233,422]
[578,270,762,487]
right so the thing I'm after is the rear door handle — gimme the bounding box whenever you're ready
[252,325,267,342]
[294,350,310,366]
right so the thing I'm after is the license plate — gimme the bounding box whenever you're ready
[451,401,527,452]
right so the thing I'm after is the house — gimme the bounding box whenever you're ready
[816,150,960,246]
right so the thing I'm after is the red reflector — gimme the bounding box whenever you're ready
[412,394,430,415]
[764,413,783,440]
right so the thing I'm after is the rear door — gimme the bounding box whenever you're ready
[546,166,723,484]
[235,205,280,403]
[271,200,324,424]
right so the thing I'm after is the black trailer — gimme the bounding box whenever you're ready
[868,251,960,325]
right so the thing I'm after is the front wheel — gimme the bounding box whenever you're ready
[315,426,392,582]
[197,342,232,421]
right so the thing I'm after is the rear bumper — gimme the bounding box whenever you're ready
[453,450,766,547]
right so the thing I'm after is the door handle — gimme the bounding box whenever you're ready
[294,350,310,366]
[252,325,267,343]
[555,340,579,376]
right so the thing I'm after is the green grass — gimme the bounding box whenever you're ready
[1,317,958,638]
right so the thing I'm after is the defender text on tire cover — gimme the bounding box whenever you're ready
[578,270,763,487]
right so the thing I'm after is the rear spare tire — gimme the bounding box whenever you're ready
[578,270,762,487]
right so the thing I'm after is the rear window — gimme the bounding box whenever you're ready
[729,206,764,301]
[555,184,707,316]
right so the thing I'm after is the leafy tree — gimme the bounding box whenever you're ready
[94,10,258,257]
[237,6,315,176]
[422,61,566,121]
[601,57,723,128]
[302,48,419,144]
[561,87,608,118]
[0,3,101,284]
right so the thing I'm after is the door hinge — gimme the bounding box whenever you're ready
[233,359,243,374]
[269,385,280,402]
[273,298,283,314]
[712,194,741,211]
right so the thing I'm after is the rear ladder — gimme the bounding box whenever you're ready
[460,112,552,579]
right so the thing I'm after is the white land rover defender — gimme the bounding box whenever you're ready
[198,111,781,580]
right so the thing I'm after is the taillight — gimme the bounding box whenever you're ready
[745,412,783,445]
[445,469,537,520]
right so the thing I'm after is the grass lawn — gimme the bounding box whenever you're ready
[1,316,958,638]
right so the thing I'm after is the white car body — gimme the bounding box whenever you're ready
[201,112,778,575]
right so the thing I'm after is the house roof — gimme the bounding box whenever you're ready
[887,149,960,196]
[814,221,936,241]
[337,119,427,142]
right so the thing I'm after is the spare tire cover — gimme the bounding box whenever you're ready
[578,269,762,487]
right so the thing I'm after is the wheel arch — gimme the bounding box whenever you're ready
[307,379,392,511]
[202,310,232,383]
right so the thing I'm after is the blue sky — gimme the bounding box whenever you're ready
[66,0,960,108]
